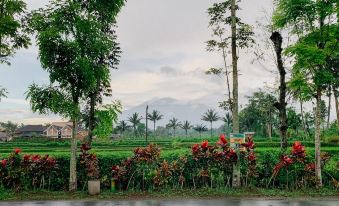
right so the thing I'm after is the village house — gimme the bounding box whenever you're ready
[44,122,73,138]
[16,125,46,137]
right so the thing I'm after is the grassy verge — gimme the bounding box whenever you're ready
[0,188,338,201]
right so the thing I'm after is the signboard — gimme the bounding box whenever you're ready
[230,133,245,149]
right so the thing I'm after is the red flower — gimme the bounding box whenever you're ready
[305,163,315,171]
[273,162,284,176]
[282,155,293,165]
[248,152,256,162]
[1,159,7,168]
[241,141,255,150]
[217,134,227,147]
[32,154,41,161]
[192,144,200,154]
[201,140,208,149]
[23,155,31,161]
[225,149,237,161]
[292,141,305,158]
[14,148,22,154]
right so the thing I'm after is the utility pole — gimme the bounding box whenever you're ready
[146,105,149,144]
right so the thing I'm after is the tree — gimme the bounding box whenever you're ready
[26,0,108,191]
[0,0,30,65]
[270,32,288,150]
[239,90,277,138]
[193,124,208,137]
[181,120,193,136]
[0,121,18,134]
[128,113,142,138]
[201,109,220,137]
[287,107,302,136]
[147,110,163,136]
[222,112,232,134]
[77,0,125,143]
[273,0,337,187]
[93,101,122,139]
[116,120,130,134]
[167,118,181,137]
[206,0,254,131]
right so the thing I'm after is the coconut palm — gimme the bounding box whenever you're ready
[222,112,232,135]
[201,109,220,137]
[167,118,181,137]
[147,110,163,135]
[128,113,142,138]
[194,124,208,137]
[181,120,193,137]
[116,120,130,134]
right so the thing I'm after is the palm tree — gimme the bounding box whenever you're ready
[116,120,130,134]
[181,120,192,137]
[147,110,163,135]
[167,118,181,137]
[194,124,208,137]
[201,109,220,137]
[222,112,232,135]
[128,113,142,138]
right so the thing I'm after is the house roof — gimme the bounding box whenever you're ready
[0,127,5,132]
[51,122,72,128]
[17,125,46,133]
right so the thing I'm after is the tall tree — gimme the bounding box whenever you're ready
[0,0,30,65]
[270,32,288,149]
[273,0,337,187]
[147,110,163,135]
[222,112,232,134]
[26,0,110,190]
[167,118,181,137]
[193,124,208,137]
[76,0,125,143]
[181,120,193,136]
[128,112,142,138]
[116,120,130,134]
[207,0,254,126]
[201,109,220,137]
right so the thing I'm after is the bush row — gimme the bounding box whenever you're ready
[0,141,338,191]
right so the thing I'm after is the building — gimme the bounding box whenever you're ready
[44,122,73,138]
[16,125,46,137]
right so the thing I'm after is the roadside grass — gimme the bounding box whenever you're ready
[0,187,338,201]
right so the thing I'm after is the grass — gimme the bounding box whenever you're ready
[0,188,338,201]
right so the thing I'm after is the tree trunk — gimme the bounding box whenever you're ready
[87,92,96,144]
[231,0,239,133]
[69,118,78,191]
[231,0,240,188]
[315,88,323,188]
[270,31,288,150]
[210,122,213,137]
[333,86,339,130]
[327,87,331,129]
[300,100,308,137]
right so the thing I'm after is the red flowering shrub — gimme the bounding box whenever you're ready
[292,141,306,159]
[79,143,99,180]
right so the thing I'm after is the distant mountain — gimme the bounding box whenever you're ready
[120,97,224,127]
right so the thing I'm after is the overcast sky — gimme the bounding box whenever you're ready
[0,0,335,125]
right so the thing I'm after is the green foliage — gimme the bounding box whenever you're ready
[0,0,30,65]
[94,101,122,139]
[239,90,278,136]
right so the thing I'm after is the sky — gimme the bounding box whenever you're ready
[0,0,336,125]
